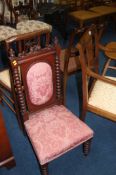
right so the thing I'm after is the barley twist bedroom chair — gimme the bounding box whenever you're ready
[8,35,94,175]
[76,24,116,122]
[0,29,51,129]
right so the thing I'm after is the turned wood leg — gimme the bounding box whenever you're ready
[83,139,92,156]
[40,163,49,175]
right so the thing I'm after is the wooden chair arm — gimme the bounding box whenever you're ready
[87,68,116,86]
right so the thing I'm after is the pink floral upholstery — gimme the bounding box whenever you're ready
[26,62,53,105]
[24,105,93,165]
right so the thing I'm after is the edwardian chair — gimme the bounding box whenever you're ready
[0,29,51,129]
[8,35,94,175]
[76,24,116,122]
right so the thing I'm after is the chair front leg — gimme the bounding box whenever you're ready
[83,139,92,156]
[40,163,49,175]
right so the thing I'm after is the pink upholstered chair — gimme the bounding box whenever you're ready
[8,36,94,175]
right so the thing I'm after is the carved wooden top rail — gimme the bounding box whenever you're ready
[5,29,51,58]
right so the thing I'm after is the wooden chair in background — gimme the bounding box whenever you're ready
[76,24,116,122]
[60,27,87,103]
[8,36,93,175]
[101,41,116,76]
[0,0,52,34]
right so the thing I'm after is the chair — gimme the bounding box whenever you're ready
[8,34,93,175]
[0,0,52,34]
[0,25,19,116]
[60,27,87,103]
[0,0,17,25]
[0,29,51,129]
[76,24,116,122]
[101,41,116,75]
[0,0,32,25]
[0,0,18,46]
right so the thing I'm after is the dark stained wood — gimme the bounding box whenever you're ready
[7,35,92,175]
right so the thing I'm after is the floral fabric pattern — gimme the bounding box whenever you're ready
[25,105,93,165]
[16,20,52,34]
[0,26,18,41]
[26,62,53,105]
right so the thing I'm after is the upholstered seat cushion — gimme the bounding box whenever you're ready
[25,105,93,165]
[88,76,116,115]
[0,26,18,41]
[16,20,52,34]
[0,69,11,89]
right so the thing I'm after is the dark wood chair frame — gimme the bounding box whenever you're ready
[7,34,92,175]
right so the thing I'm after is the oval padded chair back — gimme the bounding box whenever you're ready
[27,62,53,105]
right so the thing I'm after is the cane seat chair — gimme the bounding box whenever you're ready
[76,24,116,122]
[0,29,52,129]
[8,35,93,174]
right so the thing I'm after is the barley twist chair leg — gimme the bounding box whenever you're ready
[83,139,92,156]
[40,163,49,175]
